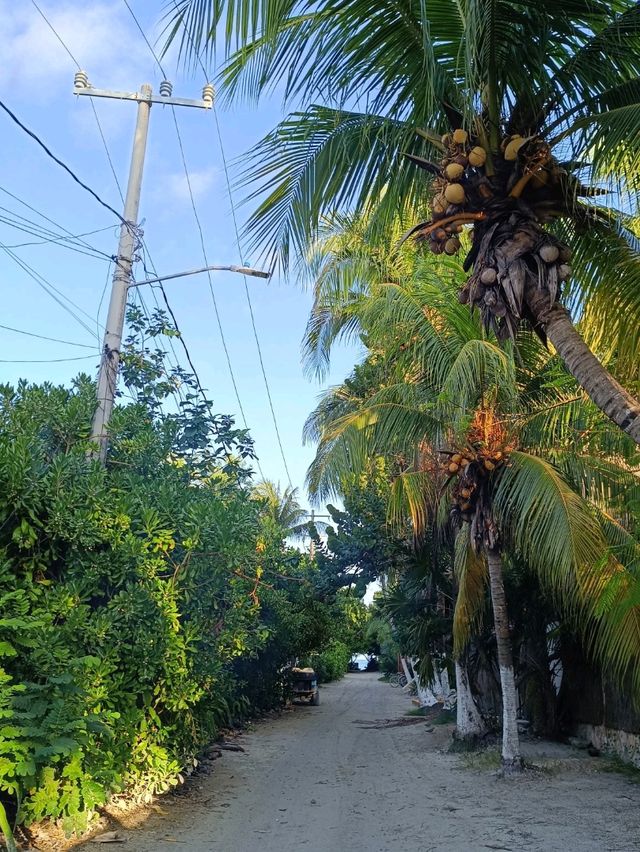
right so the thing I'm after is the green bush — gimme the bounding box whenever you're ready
[0,324,340,840]
[304,640,351,683]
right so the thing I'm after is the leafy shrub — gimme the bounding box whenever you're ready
[0,312,343,838]
[304,640,351,683]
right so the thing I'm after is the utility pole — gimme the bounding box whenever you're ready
[73,72,214,462]
[301,509,331,557]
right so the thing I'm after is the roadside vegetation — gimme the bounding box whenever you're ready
[0,312,363,846]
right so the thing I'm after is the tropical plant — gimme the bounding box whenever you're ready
[302,257,640,769]
[166,1,640,443]
[0,312,347,842]
[251,480,310,539]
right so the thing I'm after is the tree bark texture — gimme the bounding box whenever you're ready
[486,547,523,770]
[455,660,486,740]
[526,289,640,445]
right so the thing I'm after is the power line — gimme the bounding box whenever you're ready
[122,0,167,77]
[30,0,139,204]
[211,107,294,488]
[0,203,112,254]
[0,354,98,364]
[30,2,190,420]
[0,241,99,340]
[0,214,113,259]
[168,111,254,429]
[0,186,114,258]
[0,323,96,348]
[162,5,294,487]
[0,98,125,225]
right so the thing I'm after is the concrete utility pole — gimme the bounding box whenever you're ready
[73,72,214,462]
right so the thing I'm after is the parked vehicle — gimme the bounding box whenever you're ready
[289,667,320,705]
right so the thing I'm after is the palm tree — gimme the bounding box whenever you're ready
[303,269,640,770]
[166,1,640,443]
[251,480,312,539]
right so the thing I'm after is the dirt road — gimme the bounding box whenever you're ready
[85,673,640,852]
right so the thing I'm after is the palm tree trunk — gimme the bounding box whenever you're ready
[485,546,523,771]
[526,289,640,445]
[454,660,486,742]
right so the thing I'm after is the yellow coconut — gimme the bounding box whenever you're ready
[504,135,525,161]
[448,462,460,474]
[451,453,463,464]
[460,487,472,499]
[444,183,466,205]
[468,146,487,167]
[445,162,465,181]
[452,128,468,145]
[444,237,461,255]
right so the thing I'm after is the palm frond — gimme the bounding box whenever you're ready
[389,470,439,534]
[453,524,488,657]
[493,451,606,602]
[237,107,433,270]
[555,215,640,386]
[494,450,640,691]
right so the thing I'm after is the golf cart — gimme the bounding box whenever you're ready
[289,667,320,706]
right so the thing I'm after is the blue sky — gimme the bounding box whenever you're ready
[0,0,362,507]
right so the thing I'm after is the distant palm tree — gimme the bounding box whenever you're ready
[167,1,640,443]
[251,480,311,539]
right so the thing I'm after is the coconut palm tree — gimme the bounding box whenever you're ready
[251,480,312,539]
[166,1,640,442]
[303,267,640,770]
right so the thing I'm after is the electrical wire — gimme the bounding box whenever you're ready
[31,0,260,473]
[122,0,167,77]
[211,108,293,487]
[0,98,126,226]
[5,224,114,250]
[0,186,115,256]
[120,0,266,459]
[119,1,265,476]
[0,323,96,348]
[0,354,98,364]
[0,207,112,261]
[29,0,127,205]
[169,112,254,430]
[164,6,293,487]
[0,241,100,340]
[29,2,189,420]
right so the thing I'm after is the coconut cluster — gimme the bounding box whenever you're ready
[459,232,573,333]
[441,444,512,521]
[407,125,583,341]
[427,128,488,256]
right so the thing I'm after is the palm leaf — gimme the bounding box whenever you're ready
[453,524,488,657]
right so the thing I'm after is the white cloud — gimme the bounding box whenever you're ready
[164,166,219,203]
[0,1,164,96]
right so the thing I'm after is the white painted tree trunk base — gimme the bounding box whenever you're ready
[499,664,524,771]
[454,661,486,740]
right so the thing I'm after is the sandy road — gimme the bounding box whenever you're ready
[90,673,640,852]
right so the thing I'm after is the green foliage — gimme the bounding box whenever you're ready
[304,640,351,683]
[0,312,338,839]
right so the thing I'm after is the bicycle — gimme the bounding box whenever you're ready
[388,672,408,688]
